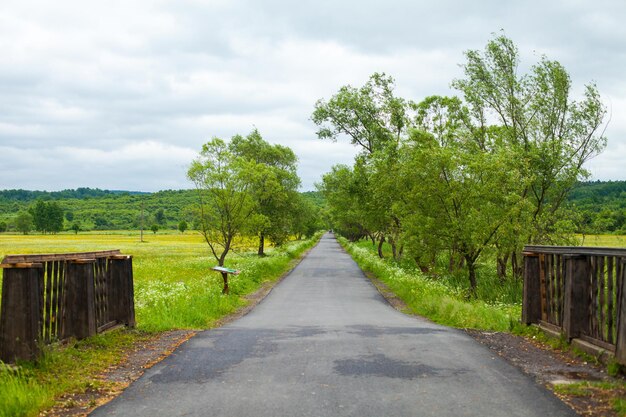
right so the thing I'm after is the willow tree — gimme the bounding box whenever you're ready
[452,33,607,276]
[188,138,257,294]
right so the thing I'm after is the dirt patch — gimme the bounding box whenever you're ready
[41,243,316,417]
[466,330,625,417]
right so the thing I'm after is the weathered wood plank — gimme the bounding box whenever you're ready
[616,259,626,364]
[2,250,121,264]
[62,260,96,340]
[0,265,43,363]
[522,254,541,324]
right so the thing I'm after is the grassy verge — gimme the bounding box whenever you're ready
[0,231,323,417]
[339,237,520,331]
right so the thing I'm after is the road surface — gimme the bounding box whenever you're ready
[91,233,574,417]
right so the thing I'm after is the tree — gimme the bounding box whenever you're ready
[312,72,408,155]
[0,221,6,232]
[229,129,301,256]
[155,208,166,225]
[65,211,74,222]
[15,211,33,235]
[31,200,64,233]
[452,33,607,276]
[71,221,81,234]
[151,224,159,234]
[312,73,410,254]
[178,220,188,234]
[187,137,257,294]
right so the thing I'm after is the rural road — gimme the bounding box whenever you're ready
[91,233,575,417]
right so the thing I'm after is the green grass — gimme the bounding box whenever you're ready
[339,238,519,331]
[0,231,323,417]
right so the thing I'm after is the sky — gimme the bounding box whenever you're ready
[1,0,625,192]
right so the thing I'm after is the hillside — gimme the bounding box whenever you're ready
[0,189,327,232]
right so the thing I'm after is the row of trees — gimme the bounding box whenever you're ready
[315,35,607,293]
[188,129,321,293]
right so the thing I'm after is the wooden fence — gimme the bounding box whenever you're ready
[523,246,626,365]
[0,250,135,363]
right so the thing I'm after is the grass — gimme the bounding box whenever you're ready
[0,231,323,417]
[552,380,626,416]
[340,238,520,331]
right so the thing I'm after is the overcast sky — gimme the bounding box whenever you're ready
[1,0,625,192]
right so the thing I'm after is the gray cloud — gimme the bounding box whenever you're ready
[0,0,624,192]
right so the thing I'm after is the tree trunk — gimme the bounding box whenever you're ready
[511,251,523,280]
[221,272,229,295]
[390,238,397,260]
[497,253,509,282]
[448,251,456,272]
[466,255,477,297]
[369,233,376,246]
[258,232,265,257]
[377,235,385,259]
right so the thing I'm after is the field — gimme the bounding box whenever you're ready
[0,231,322,417]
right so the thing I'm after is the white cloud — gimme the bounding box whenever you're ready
[0,0,625,191]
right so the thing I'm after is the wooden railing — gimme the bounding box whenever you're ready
[0,250,135,363]
[523,246,626,364]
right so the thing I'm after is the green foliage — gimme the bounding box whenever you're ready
[30,200,64,234]
[229,129,301,255]
[315,33,608,294]
[15,212,33,235]
[178,220,188,234]
[0,222,6,233]
[150,224,159,234]
[187,137,259,293]
[339,237,518,330]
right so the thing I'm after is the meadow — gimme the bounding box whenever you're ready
[0,230,323,417]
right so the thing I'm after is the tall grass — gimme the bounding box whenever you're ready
[0,231,323,417]
[340,238,520,331]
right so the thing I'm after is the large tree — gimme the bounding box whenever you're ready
[31,200,64,234]
[229,130,300,256]
[452,33,607,276]
[188,138,257,294]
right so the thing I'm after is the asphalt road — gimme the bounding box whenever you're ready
[91,233,575,417]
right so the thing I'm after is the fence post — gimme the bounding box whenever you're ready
[562,254,590,340]
[107,255,135,327]
[616,259,626,365]
[0,263,43,362]
[62,259,96,340]
[522,253,541,325]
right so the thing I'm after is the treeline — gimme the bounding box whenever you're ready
[315,34,608,293]
[0,188,325,236]
[567,181,626,234]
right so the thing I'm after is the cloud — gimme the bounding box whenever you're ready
[0,0,625,191]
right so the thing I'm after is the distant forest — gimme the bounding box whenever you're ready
[0,181,623,233]
[0,188,325,233]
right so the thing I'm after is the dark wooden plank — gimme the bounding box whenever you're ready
[524,246,626,257]
[608,257,615,344]
[62,260,96,340]
[0,266,43,363]
[44,261,53,343]
[522,254,541,324]
[598,256,606,342]
[616,259,626,364]
[539,254,547,322]
[563,255,590,340]
[2,250,121,264]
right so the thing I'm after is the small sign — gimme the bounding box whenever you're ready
[211,266,240,275]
